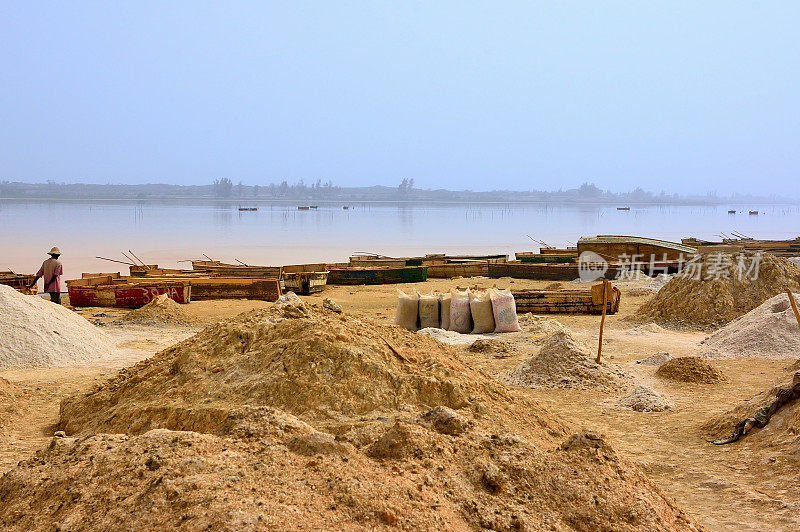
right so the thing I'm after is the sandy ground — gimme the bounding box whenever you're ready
[2,278,799,531]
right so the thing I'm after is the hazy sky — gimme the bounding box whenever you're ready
[1,2,798,194]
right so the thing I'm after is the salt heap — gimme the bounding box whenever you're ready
[617,386,674,412]
[0,285,115,368]
[700,292,800,359]
[504,330,629,390]
[638,253,800,329]
[120,294,196,326]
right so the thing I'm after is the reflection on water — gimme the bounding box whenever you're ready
[1,199,799,282]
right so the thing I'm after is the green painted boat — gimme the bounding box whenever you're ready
[327,265,428,285]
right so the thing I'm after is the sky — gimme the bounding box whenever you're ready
[1,1,798,194]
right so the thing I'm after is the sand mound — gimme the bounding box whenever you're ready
[0,285,115,368]
[655,356,726,384]
[503,330,629,390]
[0,428,699,531]
[637,254,800,329]
[617,386,674,412]
[467,338,510,355]
[120,294,197,326]
[11,306,703,530]
[59,307,554,439]
[700,292,800,359]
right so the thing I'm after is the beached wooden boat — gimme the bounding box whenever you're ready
[67,274,191,308]
[0,271,38,294]
[513,283,621,315]
[682,236,800,256]
[489,261,622,281]
[426,261,488,278]
[282,264,329,295]
[578,235,697,262]
[515,248,578,263]
[327,265,428,285]
[190,260,282,279]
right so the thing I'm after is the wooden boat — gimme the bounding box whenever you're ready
[515,247,578,263]
[282,264,329,295]
[83,272,282,302]
[513,283,621,315]
[682,236,800,256]
[0,271,37,294]
[298,206,310,210]
[489,261,622,281]
[327,265,427,285]
[728,210,736,214]
[426,261,488,278]
[617,206,630,211]
[343,206,349,210]
[309,205,318,209]
[577,235,697,262]
[238,207,258,211]
[67,274,191,308]
[190,260,282,279]
[749,210,759,215]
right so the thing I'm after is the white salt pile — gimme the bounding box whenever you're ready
[519,315,568,343]
[617,386,673,412]
[636,352,672,367]
[503,330,629,390]
[700,292,800,359]
[0,285,115,368]
[417,328,493,346]
[625,323,666,336]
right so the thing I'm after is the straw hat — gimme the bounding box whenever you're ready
[48,246,61,255]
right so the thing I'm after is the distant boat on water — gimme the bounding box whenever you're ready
[749,210,759,215]
[238,207,258,212]
[616,206,630,211]
[309,205,318,209]
[298,206,310,210]
[728,210,736,214]
[343,206,350,210]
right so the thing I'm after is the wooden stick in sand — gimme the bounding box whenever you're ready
[596,279,610,364]
[786,289,800,330]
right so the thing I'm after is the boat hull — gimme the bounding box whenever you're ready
[513,285,620,315]
[327,266,428,285]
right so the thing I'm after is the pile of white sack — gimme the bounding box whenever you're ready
[395,288,521,334]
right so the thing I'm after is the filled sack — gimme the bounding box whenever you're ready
[395,290,419,331]
[449,289,472,333]
[439,293,451,330]
[470,290,495,334]
[490,288,521,332]
[418,292,440,329]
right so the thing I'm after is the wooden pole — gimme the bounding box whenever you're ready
[96,256,135,266]
[787,289,800,331]
[128,250,150,269]
[596,279,609,363]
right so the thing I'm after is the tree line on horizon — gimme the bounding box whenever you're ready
[0,179,789,204]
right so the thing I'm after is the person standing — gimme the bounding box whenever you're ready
[30,247,64,304]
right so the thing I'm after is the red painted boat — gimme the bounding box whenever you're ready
[67,274,191,308]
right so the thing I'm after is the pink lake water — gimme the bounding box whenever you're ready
[2,199,799,290]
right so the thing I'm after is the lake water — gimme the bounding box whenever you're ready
[2,199,799,284]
